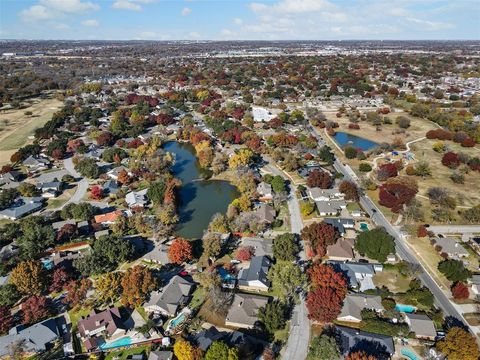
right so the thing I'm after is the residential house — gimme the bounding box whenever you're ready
[404,313,437,340]
[38,180,63,198]
[0,197,45,220]
[468,274,480,296]
[324,218,355,236]
[107,166,131,181]
[0,170,22,188]
[23,155,50,172]
[308,187,344,202]
[432,237,469,258]
[225,293,269,329]
[327,238,355,261]
[144,275,195,317]
[0,318,61,357]
[149,351,173,360]
[94,210,123,225]
[52,219,76,231]
[328,261,383,292]
[256,182,273,201]
[238,255,271,292]
[315,200,347,216]
[194,325,259,352]
[336,325,395,359]
[77,307,126,352]
[337,294,384,323]
[143,243,170,265]
[240,237,273,257]
[125,189,149,208]
[51,248,91,269]
[103,180,121,195]
[254,204,276,224]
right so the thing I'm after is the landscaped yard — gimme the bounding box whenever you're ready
[104,345,151,360]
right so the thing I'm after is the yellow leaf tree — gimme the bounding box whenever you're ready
[10,261,46,295]
[96,272,123,305]
[436,326,480,360]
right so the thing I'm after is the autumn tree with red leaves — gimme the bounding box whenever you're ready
[234,246,255,261]
[377,163,398,181]
[22,295,52,325]
[451,282,469,300]
[96,131,114,146]
[49,267,71,293]
[339,180,359,201]
[168,238,193,264]
[308,263,348,298]
[306,169,332,189]
[345,351,378,360]
[306,287,344,323]
[301,222,339,258]
[90,185,103,200]
[56,223,78,242]
[417,225,428,238]
[379,180,417,213]
[63,278,92,309]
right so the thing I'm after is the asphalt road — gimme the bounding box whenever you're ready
[308,125,472,331]
[60,157,89,209]
[427,225,480,234]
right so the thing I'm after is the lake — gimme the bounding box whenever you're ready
[163,141,239,239]
[333,132,379,151]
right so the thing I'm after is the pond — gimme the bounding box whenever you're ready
[163,141,239,239]
[333,132,379,151]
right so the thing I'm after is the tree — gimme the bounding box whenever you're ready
[307,169,332,189]
[21,295,52,325]
[49,267,71,293]
[345,351,377,360]
[10,261,46,295]
[0,188,18,210]
[306,287,343,323]
[205,341,237,360]
[74,158,101,178]
[307,334,341,360]
[234,246,254,261]
[17,183,40,197]
[229,148,254,169]
[339,180,359,201]
[270,175,286,193]
[417,225,428,238]
[117,169,131,185]
[0,306,13,335]
[442,152,460,168]
[436,326,480,360]
[396,116,411,129]
[174,339,197,360]
[147,180,166,204]
[438,259,471,283]
[451,282,469,300]
[318,146,334,164]
[56,223,77,243]
[377,163,397,181]
[273,233,299,261]
[462,204,480,224]
[359,163,372,172]
[96,272,123,305]
[202,233,223,261]
[89,185,103,200]
[301,201,315,216]
[0,284,21,308]
[355,228,395,262]
[121,266,156,308]
[208,213,229,233]
[414,161,431,178]
[268,261,306,299]
[308,263,348,298]
[379,181,417,213]
[259,300,287,334]
[301,222,339,258]
[63,278,92,309]
[168,238,193,264]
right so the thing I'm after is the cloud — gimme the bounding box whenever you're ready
[407,17,454,30]
[249,0,334,14]
[112,0,142,11]
[181,7,192,16]
[82,19,99,27]
[189,31,201,38]
[233,18,243,25]
[20,0,99,22]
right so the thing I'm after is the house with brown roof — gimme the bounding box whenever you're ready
[94,210,123,225]
[327,238,355,261]
[254,204,276,224]
[225,293,269,329]
[77,307,126,351]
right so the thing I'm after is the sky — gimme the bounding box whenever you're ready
[0,0,479,41]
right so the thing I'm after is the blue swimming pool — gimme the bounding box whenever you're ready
[395,304,416,313]
[99,336,133,350]
[401,348,420,360]
[41,258,54,270]
[360,223,369,231]
[218,267,235,281]
[170,312,186,328]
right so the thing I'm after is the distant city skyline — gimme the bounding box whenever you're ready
[0,0,479,41]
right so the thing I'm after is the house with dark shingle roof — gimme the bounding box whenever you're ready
[225,293,269,329]
[144,275,195,317]
[0,197,45,220]
[337,294,384,323]
[238,255,271,292]
[336,325,395,359]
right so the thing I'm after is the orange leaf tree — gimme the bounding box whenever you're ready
[121,266,156,308]
[168,238,193,265]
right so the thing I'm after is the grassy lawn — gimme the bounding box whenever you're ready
[0,97,62,165]
[190,287,206,310]
[346,202,361,213]
[274,323,290,343]
[373,266,411,293]
[68,306,93,328]
[46,186,77,209]
[272,203,290,232]
[104,345,150,360]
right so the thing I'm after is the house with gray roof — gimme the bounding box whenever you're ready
[240,237,273,257]
[125,189,149,208]
[238,255,271,292]
[308,187,344,202]
[144,275,195,317]
[336,325,395,359]
[225,293,269,329]
[0,197,45,220]
[0,318,60,357]
[324,217,355,236]
[432,237,469,258]
[103,180,121,195]
[328,261,382,292]
[404,313,437,340]
[23,155,50,171]
[149,351,173,360]
[143,243,170,265]
[315,200,347,216]
[254,204,276,224]
[337,294,384,323]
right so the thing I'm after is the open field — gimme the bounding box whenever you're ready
[0,97,62,165]
[408,139,480,208]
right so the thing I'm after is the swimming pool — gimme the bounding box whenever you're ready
[41,258,54,270]
[360,223,369,231]
[218,267,236,281]
[99,336,133,350]
[170,312,186,328]
[401,348,420,360]
[395,304,416,313]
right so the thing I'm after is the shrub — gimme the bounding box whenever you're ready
[344,146,357,159]
[359,163,372,172]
